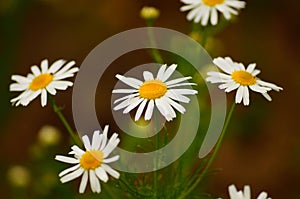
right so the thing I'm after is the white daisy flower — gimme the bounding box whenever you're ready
[55,126,120,194]
[206,57,283,106]
[180,0,246,26]
[112,64,198,122]
[10,59,79,107]
[228,184,271,199]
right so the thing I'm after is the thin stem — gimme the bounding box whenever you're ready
[146,21,164,64]
[48,95,82,147]
[178,102,236,199]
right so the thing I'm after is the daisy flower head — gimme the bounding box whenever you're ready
[206,57,283,106]
[10,59,79,107]
[228,184,271,199]
[55,126,120,194]
[112,64,198,122]
[180,0,246,26]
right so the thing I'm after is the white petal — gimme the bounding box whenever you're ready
[252,69,261,76]
[41,59,49,73]
[135,99,148,121]
[82,135,91,150]
[210,7,218,25]
[95,167,108,182]
[60,168,84,183]
[246,63,256,73]
[144,99,154,120]
[103,155,119,164]
[41,89,48,107]
[113,93,139,104]
[20,90,41,106]
[164,97,186,114]
[162,64,177,82]
[31,65,41,76]
[243,185,251,199]
[235,86,244,104]
[71,145,85,157]
[261,92,272,101]
[50,81,73,90]
[79,171,88,193]
[257,192,268,199]
[224,82,240,92]
[166,90,190,103]
[228,185,238,199]
[59,164,80,177]
[155,98,173,121]
[49,59,67,74]
[156,64,167,80]
[46,85,57,95]
[102,164,120,179]
[10,83,29,91]
[55,60,76,76]
[242,86,250,106]
[115,74,142,89]
[11,75,31,83]
[112,89,137,94]
[103,135,120,157]
[187,6,202,22]
[249,84,271,93]
[213,57,234,74]
[143,71,154,81]
[257,79,283,91]
[165,76,192,86]
[201,6,210,26]
[167,82,196,88]
[55,155,80,164]
[92,130,101,149]
[169,89,198,95]
[123,97,144,114]
[114,97,139,111]
[100,125,109,151]
[89,170,101,193]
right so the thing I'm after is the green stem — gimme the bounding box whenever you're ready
[146,21,164,64]
[178,103,236,199]
[48,95,82,147]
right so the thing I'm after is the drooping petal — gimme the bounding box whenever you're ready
[79,171,88,194]
[102,164,120,179]
[60,167,84,183]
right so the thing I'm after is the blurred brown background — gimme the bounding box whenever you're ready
[1,0,299,198]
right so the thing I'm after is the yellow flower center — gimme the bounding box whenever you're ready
[139,80,167,100]
[80,150,104,170]
[231,70,257,86]
[29,73,53,91]
[202,0,224,6]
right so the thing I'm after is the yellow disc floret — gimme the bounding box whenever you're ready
[29,73,53,91]
[139,80,167,100]
[80,150,104,170]
[231,70,257,86]
[202,0,225,6]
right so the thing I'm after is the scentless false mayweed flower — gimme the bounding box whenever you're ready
[226,184,271,199]
[112,64,198,121]
[55,126,120,194]
[10,59,79,107]
[206,57,283,106]
[140,6,160,20]
[180,0,246,26]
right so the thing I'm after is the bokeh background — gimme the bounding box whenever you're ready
[1,0,299,198]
